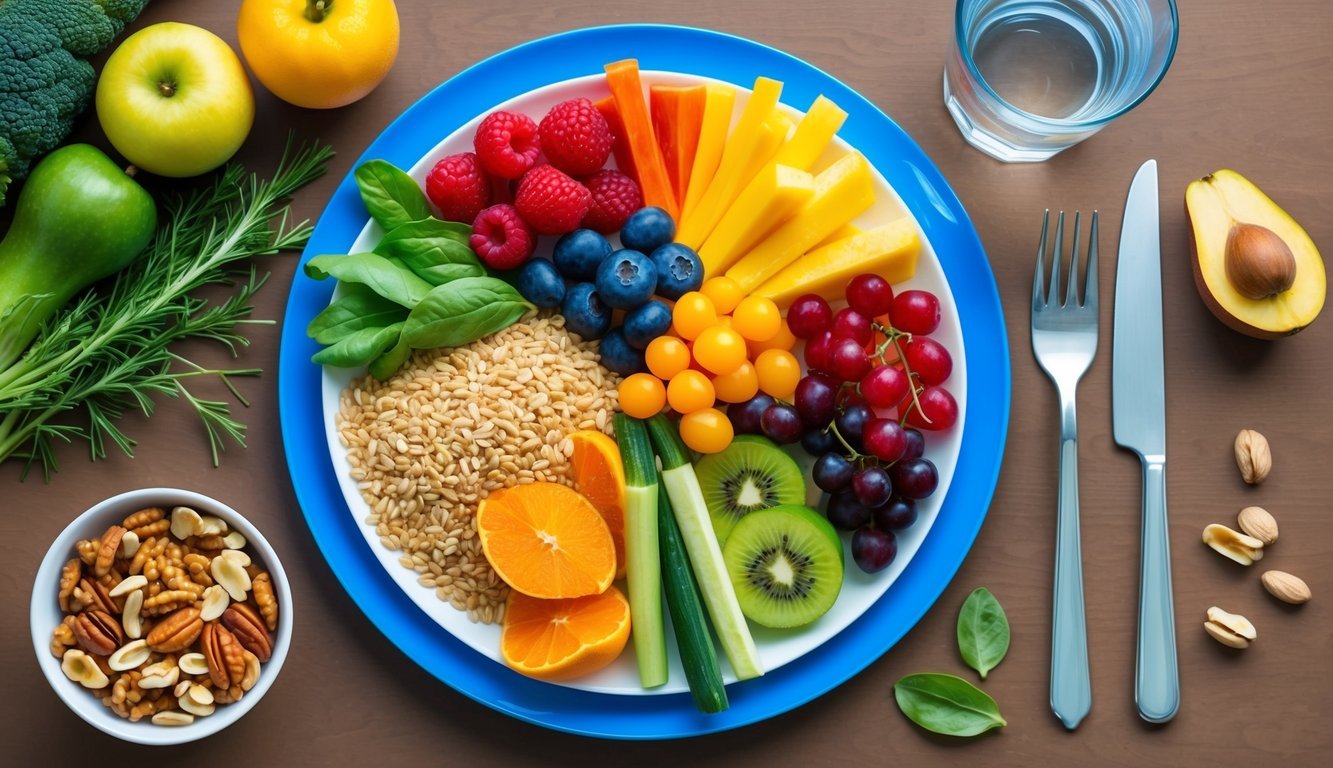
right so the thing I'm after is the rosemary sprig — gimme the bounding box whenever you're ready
[0,137,334,479]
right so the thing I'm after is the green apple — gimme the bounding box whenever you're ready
[96,22,255,178]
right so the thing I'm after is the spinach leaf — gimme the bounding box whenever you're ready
[368,334,412,380]
[355,159,432,231]
[311,323,405,368]
[893,673,1007,737]
[304,253,433,308]
[402,277,532,350]
[376,219,484,286]
[307,284,410,345]
[957,587,1011,679]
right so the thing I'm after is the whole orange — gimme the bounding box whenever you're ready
[237,0,400,109]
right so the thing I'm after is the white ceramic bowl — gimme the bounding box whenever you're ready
[30,488,293,745]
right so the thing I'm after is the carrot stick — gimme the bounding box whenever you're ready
[593,96,636,179]
[650,84,706,209]
[604,59,679,220]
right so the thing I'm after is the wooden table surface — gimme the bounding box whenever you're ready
[4,0,1331,763]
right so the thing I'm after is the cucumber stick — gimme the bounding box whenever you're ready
[647,415,763,681]
[658,482,729,713]
[614,415,668,688]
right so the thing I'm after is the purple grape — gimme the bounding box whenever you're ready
[794,373,839,427]
[728,394,775,435]
[890,457,938,499]
[813,453,855,493]
[852,466,892,508]
[873,497,918,530]
[834,403,873,454]
[760,403,804,444]
[826,491,872,531]
[852,527,898,573]
[902,427,926,459]
[863,418,908,463]
[801,427,839,457]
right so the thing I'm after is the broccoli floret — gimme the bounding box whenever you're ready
[0,0,149,205]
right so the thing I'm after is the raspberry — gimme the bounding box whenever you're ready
[581,170,643,234]
[514,165,592,235]
[473,110,541,179]
[425,152,490,223]
[538,98,613,177]
[469,204,536,270]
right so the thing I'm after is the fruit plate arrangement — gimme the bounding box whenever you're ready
[278,24,1009,738]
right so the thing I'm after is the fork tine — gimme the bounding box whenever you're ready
[1084,211,1100,310]
[1048,211,1065,306]
[1066,212,1082,307]
[1032,209,1050,312]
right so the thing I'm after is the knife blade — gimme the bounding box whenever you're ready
[1112,159,1180,724]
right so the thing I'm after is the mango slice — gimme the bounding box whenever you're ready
[699,164,815,276]
[753,219,921,307]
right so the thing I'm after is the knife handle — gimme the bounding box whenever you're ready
[1051,429,1091,730]
[1136,457,1179,723]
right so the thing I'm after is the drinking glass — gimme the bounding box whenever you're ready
[944,0,1179,162]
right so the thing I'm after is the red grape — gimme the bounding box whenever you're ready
[851,527,897,572]
[903,386,958,431]
[804,330,834,372]
[863,418,908,462]
[891,290,941,334]
[904,337,952,385]
[902,427,926,459]
[828,337,871,381]
[852,466,893,508]
[873,497,918,530]
[847,274,894,317]
[860,365,910,408]
[890,457,938,499]
[831,308,872,345]
[787,294,833,339]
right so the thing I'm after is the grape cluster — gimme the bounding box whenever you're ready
[728,274,957,574]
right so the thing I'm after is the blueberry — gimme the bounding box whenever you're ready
[516,259,565,309]
[553,229,612,281]
[598,327,645,375]
[622,300,673,349]
[649,242,704,300]
[595,249,658,310]
[561,282,612,340]
[620,206,675,253]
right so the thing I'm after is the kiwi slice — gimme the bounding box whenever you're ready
[722,504,844,629]
[695,435,805,545]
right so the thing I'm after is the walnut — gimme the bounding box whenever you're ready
[76,539,99,566]
[251,572,278,631]
[123,506,165,534]
[50,617,77,658]
[182,553,214,586]
[128,536,160,575]
[142,590,197,617]
[58,559,82,612]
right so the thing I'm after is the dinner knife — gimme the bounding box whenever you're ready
[1112,159,1179,724]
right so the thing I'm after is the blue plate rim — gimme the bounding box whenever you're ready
[278,23,1010,740]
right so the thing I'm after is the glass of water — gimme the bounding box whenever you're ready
[944,0,1179,162]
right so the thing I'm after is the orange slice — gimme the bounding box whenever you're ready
[500,585,632,681]
[568,430,628,579]
[477,482,615,599]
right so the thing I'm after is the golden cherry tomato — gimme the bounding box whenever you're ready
[645,337,691,379]
[671,291,717,340]
[732,296,781,342]
[666,369,715,414]
[755,348,801,399]
[748,319,797,356]
[679,408,734,454]
[700,276,745,315]
[711,361,759,404]
[237,0,400,109]
[691,326,747,376]
[618,373,666,419]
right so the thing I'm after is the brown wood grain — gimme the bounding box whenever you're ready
[3,0,1332,763]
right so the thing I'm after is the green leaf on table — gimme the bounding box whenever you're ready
[307,284,410,345]
[893,673,1007,737]
[355,159,433,231]
[304,253,433,308]
[957,587,1010,679]
[402,277,532,350]
[312,323,405,368]
[376,219,483,286]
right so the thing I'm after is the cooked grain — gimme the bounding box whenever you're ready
[338,314,619,623]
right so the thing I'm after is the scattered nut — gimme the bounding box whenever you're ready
[61,649,110,689]
[222,531,247,550]
[107,639,150,672]
[1234,428,1272,484]
[1204,606,1257,649]
[151,711,194,727]
[178,652,210,677]
[1236,505,1279,545]
[108,574,148,598]
[1261,570,1311,604]
[170,507,203,540]
[122,589,144,639]
[199,584,230,622]
[211,554,252,601]
[118,531,141,560]
[1202,523,1265,565]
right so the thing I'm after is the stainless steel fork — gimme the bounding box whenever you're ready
[1031,210,1099,731]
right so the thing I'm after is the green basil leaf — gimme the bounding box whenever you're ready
[893,673,1007,737]
[402,277,532,350]
[311,323,405,368]
[957,587,1011,679]
[368,334,413,381]
[354,159,432,231]
[304,253,433,308]
[376,220,483,286]
[307,285,410,345]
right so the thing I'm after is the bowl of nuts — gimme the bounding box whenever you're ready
[29,488,292,745]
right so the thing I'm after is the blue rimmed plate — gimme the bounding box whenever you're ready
[278,23,1008,739]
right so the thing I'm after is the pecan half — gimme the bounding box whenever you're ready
[146,607,203,653]
[73,610,124,656]
[95,525,127,577]
[201,623,246,690]
[222,603,272,662]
